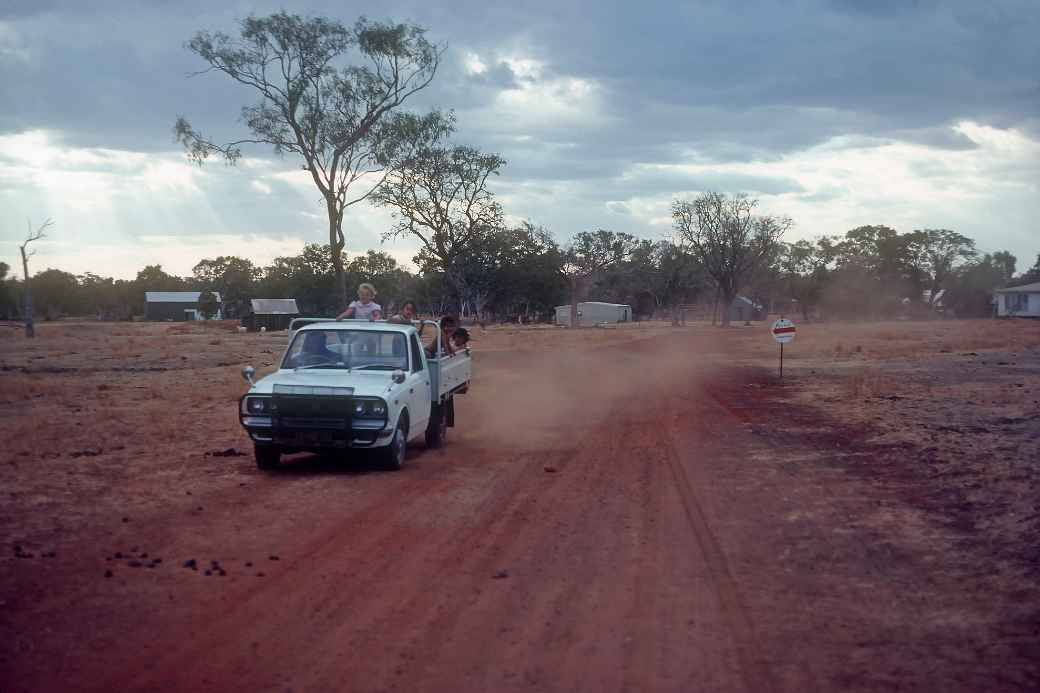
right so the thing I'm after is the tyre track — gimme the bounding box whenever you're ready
[661,398,777,693]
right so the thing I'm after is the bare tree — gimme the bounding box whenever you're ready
[373,145,506,313]
[175,12,450,304]
[672,193,790,327]
[19,218,53,338]
[561,229,639,327]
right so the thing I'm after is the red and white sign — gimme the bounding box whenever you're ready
[771,318,796,344]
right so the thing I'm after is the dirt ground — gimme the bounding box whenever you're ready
[1,317,1038,692]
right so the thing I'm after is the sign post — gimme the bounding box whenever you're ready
[770,317,796,378]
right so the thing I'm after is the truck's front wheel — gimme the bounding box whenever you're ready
[425,399,449,449]
[255,444,280,470]
[379,418,408,471]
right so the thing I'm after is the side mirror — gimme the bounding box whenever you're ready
[241,365,256,385]
[391,369,406,384]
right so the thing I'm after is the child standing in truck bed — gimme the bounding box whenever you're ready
[336,283,382,321]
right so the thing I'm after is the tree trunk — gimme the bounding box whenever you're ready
[719,290,736,327]
[711,284,719,326]
[20,248,34,339]
[328,206,348,309]
[445,269,466,317]
[568,276,581,328]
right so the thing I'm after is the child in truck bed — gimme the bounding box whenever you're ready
[336,283,382,321]
[425,315,458,358]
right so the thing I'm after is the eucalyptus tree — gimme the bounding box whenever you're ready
[175,11,450,303]
[372,145,506,312]
[672,193,790,326]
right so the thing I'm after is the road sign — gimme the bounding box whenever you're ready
[771,318,796,344]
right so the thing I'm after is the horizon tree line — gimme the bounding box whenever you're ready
[2,208,1036,326]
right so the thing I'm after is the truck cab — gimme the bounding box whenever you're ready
[239,319,471,470]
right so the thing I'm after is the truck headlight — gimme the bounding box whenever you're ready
[352,397,388,419]
[243,396,271,414]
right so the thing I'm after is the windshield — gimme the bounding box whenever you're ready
[282,329,408,371]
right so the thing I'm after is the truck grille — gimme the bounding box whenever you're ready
[273,394,352,433]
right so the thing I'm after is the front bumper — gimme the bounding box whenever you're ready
[241,417,393,448]
[239,393,391,449]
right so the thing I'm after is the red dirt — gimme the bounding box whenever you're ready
[1,320,1038,692]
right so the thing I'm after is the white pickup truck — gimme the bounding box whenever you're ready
[238,319,471,470]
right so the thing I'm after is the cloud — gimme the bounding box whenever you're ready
[0,128,419,278]
[0,0,1037,275]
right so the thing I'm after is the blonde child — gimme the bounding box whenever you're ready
[336,283,382,321]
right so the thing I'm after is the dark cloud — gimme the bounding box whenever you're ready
[891,127,980,151]
[0,0,1037,251]
[2,0,1036,160]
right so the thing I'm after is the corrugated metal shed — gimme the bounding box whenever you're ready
[555,302,632,327]
[145,291,222,303]
[249,299,299,315]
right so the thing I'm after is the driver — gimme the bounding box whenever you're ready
[297,331,337,365]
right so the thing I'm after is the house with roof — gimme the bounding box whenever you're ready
[241,298,300,331]
[144,291,223,321]
[994,282,1040,318]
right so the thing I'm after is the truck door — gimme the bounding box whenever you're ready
[408,333,432,433]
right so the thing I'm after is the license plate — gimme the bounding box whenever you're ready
[296,431,328,445]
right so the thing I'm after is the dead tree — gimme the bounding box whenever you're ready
[19,218,52,338]
[672,193,789,327]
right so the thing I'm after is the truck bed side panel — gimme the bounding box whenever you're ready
[429,354,472,400]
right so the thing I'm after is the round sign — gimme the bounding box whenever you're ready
[771,318,796,344]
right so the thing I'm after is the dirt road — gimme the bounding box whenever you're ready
[3,327,1038,691]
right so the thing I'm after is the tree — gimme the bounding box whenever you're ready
[1008,253,1040,287]
[494,223,568,320]
[672,193,790,326]
[78,272,126,320]
[779,239,832,321]
[561,229,640,327]
[197,290,219,319]
[132,265,187,316]
[945,254,1007,317]
[908,228,976,305]
[374,144,506,313]
[651,241,707,323]
[347,250,415,310]
[19,218,52,338]
[991,250,1016,283]
[192,256,261,318]
[135,265,184,291]
[260,244,337,314]
[175,11,449,304]
[31,269,82,319]
[0,261,10,319]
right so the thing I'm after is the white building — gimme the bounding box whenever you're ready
[994,282,1040,318]
[554,302,632,327]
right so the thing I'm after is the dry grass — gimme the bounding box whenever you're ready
[727,318,1040,363]
[842,370,906,399]
[0,374,69,403]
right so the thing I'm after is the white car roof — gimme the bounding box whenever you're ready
[296,320,416,334]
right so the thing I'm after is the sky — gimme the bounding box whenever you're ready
[1,0,1038,280]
